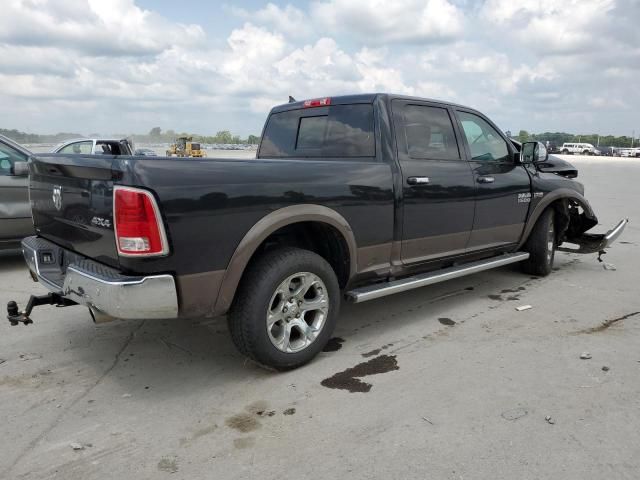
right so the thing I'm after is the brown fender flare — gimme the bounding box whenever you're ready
[517,188,597,249]
[212,204,358,316]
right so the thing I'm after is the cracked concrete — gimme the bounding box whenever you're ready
[1,157,639,479]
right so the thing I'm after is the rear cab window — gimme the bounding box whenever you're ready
[259,103,375,159]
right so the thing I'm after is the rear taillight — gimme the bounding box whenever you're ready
[113,186,168,256]
[303,97,331,108]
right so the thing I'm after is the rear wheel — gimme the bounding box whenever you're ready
[228,247,340,370]
[521,208,556,276]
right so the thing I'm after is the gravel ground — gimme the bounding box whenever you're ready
[1,156,638,479]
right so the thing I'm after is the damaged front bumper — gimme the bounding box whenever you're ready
[558,218,629,254]
[11,236,179,324]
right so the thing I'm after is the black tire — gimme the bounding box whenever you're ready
[228,247,340,370]
[561,149,569,154]
[521,208,556,276]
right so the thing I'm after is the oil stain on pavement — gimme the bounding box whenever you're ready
[225,413,261,433]
[438,317,456,326]
[322,337,345,352]
[321,355,399,393]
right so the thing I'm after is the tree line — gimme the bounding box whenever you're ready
[2,126,636,149]
[131,128,260,145]
[0,128,83,144]
[514,130,637,148]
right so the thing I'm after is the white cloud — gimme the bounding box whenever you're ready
[0,0,638,137]
[0,0,205,56]
[219,23,287,95]
[231,3,309,38]
[311,0,464,44]
[481,0,622,55]
[414,81,455,100]
[275,38,357,82]
[354,48,414,94]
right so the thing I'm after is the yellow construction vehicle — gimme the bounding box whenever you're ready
[165,136,206,158]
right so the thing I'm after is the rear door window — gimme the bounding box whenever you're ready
[402,105,460,160]
[259,104,375,158]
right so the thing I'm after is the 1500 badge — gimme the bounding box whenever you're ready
[518,193,531,203]
[518,192,544,203]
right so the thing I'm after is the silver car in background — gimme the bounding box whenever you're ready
[0,134,31,251]
[52,138,133,155]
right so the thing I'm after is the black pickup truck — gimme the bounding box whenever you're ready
[9,94,627,369]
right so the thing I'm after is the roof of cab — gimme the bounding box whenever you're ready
[270,93,472,114]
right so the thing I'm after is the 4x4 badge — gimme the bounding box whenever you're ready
[52,186,63,211]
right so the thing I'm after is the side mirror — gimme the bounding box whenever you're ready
[521,142,548,164]
[536,143,549,163]
[12,161,29,176]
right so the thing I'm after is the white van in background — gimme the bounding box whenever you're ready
[560,143,597,155]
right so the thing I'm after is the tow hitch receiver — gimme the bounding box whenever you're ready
[7,293,76,326]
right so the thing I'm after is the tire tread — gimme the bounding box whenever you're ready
[228,247,339,370]
[521,208,555,276]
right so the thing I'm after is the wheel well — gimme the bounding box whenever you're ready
[550,199,570,243]
[547,198,596,244]
[248,221,351,288]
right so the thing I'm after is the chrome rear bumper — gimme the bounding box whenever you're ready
[22,236,178,320]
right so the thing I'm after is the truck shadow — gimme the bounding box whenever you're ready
[4,253,582,398]
[0,250,25,265]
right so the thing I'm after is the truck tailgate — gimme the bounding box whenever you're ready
[29,154,121,268]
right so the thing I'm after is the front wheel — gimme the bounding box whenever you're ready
[228,247,340,370]
[521,208,556,276]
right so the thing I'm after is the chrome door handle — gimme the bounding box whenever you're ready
[477,176,495,184]
[407,176,430,185]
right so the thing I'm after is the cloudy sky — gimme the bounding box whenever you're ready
[1,0,638,137]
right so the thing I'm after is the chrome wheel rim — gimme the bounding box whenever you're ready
[546,222,555,263]
[266,272,329,353]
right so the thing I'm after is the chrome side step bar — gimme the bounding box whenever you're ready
[345,252,530,303]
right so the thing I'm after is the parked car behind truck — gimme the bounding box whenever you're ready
[9,94,627,369]
[53,138,133,155]
[0,134,32,251]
